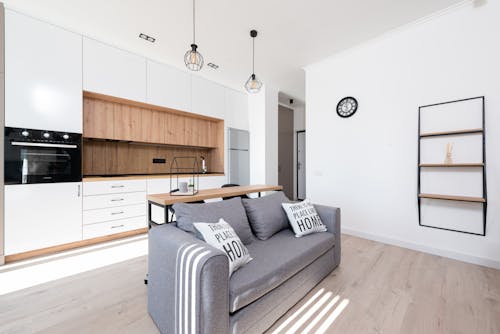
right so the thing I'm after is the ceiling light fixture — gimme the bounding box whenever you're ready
[184,0,203,71]
[207,62,219,69]
[245,30,263,94]
[139,33,156,43]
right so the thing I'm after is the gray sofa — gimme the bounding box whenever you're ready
[147,198,341,334]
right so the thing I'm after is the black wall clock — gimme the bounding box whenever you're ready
[336,97,358,118]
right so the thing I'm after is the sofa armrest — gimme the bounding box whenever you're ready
[148,224,230,334]
[314,205,341,266]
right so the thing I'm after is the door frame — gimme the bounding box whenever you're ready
[296,130,306,200]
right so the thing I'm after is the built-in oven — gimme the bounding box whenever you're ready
[4,127,82,184]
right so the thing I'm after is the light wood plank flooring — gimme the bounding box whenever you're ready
[1,234,499,334]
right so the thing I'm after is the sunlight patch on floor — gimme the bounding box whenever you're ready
[271,288,349,334]
[0,235,148,295]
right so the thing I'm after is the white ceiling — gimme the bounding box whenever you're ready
[4,0,462,102]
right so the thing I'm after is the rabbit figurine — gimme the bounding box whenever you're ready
[444,143,454,164]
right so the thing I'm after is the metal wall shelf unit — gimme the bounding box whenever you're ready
[417,96,487,236]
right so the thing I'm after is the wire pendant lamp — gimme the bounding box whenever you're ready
[245,30,263,93]
[184,0,203,71]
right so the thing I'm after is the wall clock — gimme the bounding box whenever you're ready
[336,97,358,118]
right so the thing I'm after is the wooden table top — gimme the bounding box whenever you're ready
[147,184,283,206]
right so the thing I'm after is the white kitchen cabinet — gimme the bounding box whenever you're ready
[83,179,147,196]
[83,37,147,102]
[82,179,147,239]
[225,88,249,130]
[83,191,146,210]
[191,76,225,119]
[5,10,82,133]
[147,60,191,111]
[83,203,146,225]
[4,183,83,255]
[83,216,146,239]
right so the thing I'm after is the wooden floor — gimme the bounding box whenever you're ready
[1,234,499,334]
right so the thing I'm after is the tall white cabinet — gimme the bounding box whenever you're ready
[83,37,147,102]
[5,10,82,133]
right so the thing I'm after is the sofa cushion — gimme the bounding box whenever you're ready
[282,199,327,237]
[194,219,253,276]
[242,191,291,240]
[228,228,335,313]
[173,197,254,245]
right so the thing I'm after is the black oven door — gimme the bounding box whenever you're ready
[4,129,82,185]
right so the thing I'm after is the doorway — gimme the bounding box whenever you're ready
[296,130,306,200]
[278,105,294,198]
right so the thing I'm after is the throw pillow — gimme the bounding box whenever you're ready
[242,191,291,240]
[173,197,254,245]
[193,219,252,276]
[282,199,327,237]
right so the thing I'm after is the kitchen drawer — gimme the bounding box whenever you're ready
[83,216,147,239]
[83,191,146,210]
[83,203,146,225]
[83,180,147,196]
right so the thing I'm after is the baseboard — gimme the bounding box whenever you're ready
[342,227,500,270]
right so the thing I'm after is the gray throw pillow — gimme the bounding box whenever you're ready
[173,197,254,245]
[194,219,252,276]
[242,191,290,240]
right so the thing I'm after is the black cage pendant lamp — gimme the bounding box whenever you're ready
[245,30,263,93]
[184,0,203,71]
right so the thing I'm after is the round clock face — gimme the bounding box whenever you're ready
[336,97,358,118]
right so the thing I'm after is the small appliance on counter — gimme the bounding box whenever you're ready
[4,127,82,184]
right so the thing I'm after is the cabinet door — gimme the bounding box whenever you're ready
[225,88,249,130]
[164,113,186,146]
[113,104,142,141]
[4,183,83,255]
[191,76,225,119]
[83,37,147,102]
[147,60,191,111]
[141,110,165,144]
[83,98,115,139]
[5,10,82,133]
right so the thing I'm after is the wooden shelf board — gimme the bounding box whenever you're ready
[419,193,486,203]
[419,163,484,167]
[420,128,483,137]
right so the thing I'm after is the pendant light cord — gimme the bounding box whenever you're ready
[252,36,255,74]
[193,0,196,44]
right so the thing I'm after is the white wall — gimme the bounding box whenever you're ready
[305,0,500,268]
[265,86,279,185]
[248,85,279,186]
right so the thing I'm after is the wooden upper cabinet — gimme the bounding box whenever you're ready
[113,104,142,141]
[83,92,222,149]
[83,98,114,139]
[141,110,165,144]
[164,113,186,146]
